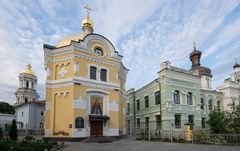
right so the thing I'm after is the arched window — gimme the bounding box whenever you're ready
[75,117,84,128]
[90,66,97,80]
[25,98,28,103]
[173,90,180,104]
[217,100,220,109]
[187,92,193,105]
[208,99,213,110]
[100,69,107,82]
[26,81,29,89]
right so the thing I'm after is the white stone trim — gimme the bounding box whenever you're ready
[73,97,86,109]
[45,129,50,137]
[74,62,80,74]
[86,91,109,116]
[72,128,87,137]
[46,102,51,110]
[105,128,119,136]
[109,102,119,112]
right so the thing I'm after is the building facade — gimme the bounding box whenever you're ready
[126,47,223,134]
[0,113,15,131]
[43,10,128,140]
[14,64,45,130]
[217,63,240,111]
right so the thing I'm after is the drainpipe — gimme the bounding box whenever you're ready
[155,79,162,130]
[133,90,136,134]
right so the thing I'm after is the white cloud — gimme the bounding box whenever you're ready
[0,0,239,103]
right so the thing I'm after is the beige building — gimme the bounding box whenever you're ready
[43,8,128,140]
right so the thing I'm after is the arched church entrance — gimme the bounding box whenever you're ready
[88,94,110,137]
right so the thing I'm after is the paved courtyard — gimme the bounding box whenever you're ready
[62,138,240,151]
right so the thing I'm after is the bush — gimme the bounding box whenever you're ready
[9,119,18,141]
[0,138,55,151]
[0,127,3,140]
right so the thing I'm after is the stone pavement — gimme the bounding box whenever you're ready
[62,138,240,151]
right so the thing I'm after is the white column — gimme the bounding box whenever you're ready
[29,81,32,89]
[97,68,101,80]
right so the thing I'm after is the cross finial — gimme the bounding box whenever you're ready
[84,5,92,19]
[27,64,31,70]
[193,42,196,50]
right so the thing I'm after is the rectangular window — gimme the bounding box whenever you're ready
[187,92,193,105]
[136,100,140,110]
[127,120,130,135]
[100,69,107,81]
[209,99,213,110]
[155,91,160,105]
[202,117,206,128]
[156,115,161,130]
[90,66,97,80]
[137,118,140,129]
[174,90,180,104]
[201,99,204,109]
[145,117,149,130]
[188,115,194,124]
[175,114,181,129]
[145,96,149,108]
[127,103,130,113]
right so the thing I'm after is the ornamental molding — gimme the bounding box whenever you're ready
[73,76,120,90]
[44,46,73,56]
[46,76,120,90]
[74,53,119,68]
[45,56,73,63]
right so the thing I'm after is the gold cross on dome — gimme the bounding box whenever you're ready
[193,42,196,50]
[84,5,92,18]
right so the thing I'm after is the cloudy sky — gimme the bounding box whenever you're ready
[0,0,240,104]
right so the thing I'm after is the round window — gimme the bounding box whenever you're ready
[94,48,103,57]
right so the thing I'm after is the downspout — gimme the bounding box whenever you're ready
[155,79,162,129]
[133,91,136,133]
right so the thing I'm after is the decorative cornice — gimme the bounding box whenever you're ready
[74,53,119,68]
[45,56,73,63]
[46,76,120,90]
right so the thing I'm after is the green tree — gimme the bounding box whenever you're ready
[9,119,18,141]
[206,108,228,133]
[230,101,240,133]
[0,102,15,114]
[0,127,3,140]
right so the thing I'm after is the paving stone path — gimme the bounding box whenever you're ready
[62,138,240,151]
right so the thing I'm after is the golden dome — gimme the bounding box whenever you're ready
[82,18,94,28]
[56,33,87,47]
[20,64,35,75]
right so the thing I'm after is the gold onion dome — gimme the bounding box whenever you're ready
[20,64,35,75]
[56,5,93,48]
[82,18,94,29]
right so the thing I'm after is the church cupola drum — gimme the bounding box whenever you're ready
[43,6,128,140]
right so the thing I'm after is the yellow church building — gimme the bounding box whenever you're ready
[43,7,128,140]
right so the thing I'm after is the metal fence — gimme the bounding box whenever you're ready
[3,129,44,137]
[127,121,185,142]
[127,121,240,145]
[193,130,240,145]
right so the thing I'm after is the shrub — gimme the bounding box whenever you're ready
[0,127,3,140]
[9,119,18,141]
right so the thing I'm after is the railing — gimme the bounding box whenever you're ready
[17,129,44,136]
[193,130,240,145]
